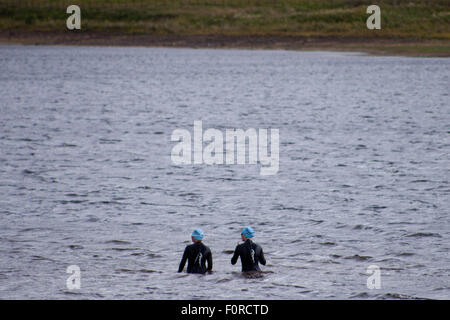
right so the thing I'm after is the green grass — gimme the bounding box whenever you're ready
[0,1,449,55]
[0,0,448,38]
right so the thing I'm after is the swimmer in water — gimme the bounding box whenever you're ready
[178,229,213,274]
[231,226,266,272]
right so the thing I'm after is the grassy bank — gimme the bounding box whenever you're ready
[0,0,449,55]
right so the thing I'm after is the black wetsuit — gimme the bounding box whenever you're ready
[178,242,213,274]
[231,239,266,272]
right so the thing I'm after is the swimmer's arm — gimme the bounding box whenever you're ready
[207,250,213,271]
[178,247,188,272]
[259,248,266,266]
[231,245,240,265]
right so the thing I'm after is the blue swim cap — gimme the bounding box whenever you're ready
[241,226,254,238]
[191,229,204,240]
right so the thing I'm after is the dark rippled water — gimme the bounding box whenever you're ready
[0,45,449,299]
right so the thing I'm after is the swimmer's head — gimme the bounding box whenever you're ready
[191,229,204,242]
[241,226,254,240]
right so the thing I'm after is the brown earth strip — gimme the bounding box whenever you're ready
[1,30,449,57]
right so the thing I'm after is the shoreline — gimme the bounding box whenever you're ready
[1,31,449,57]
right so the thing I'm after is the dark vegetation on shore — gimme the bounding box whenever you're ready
[0,0,449,55]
